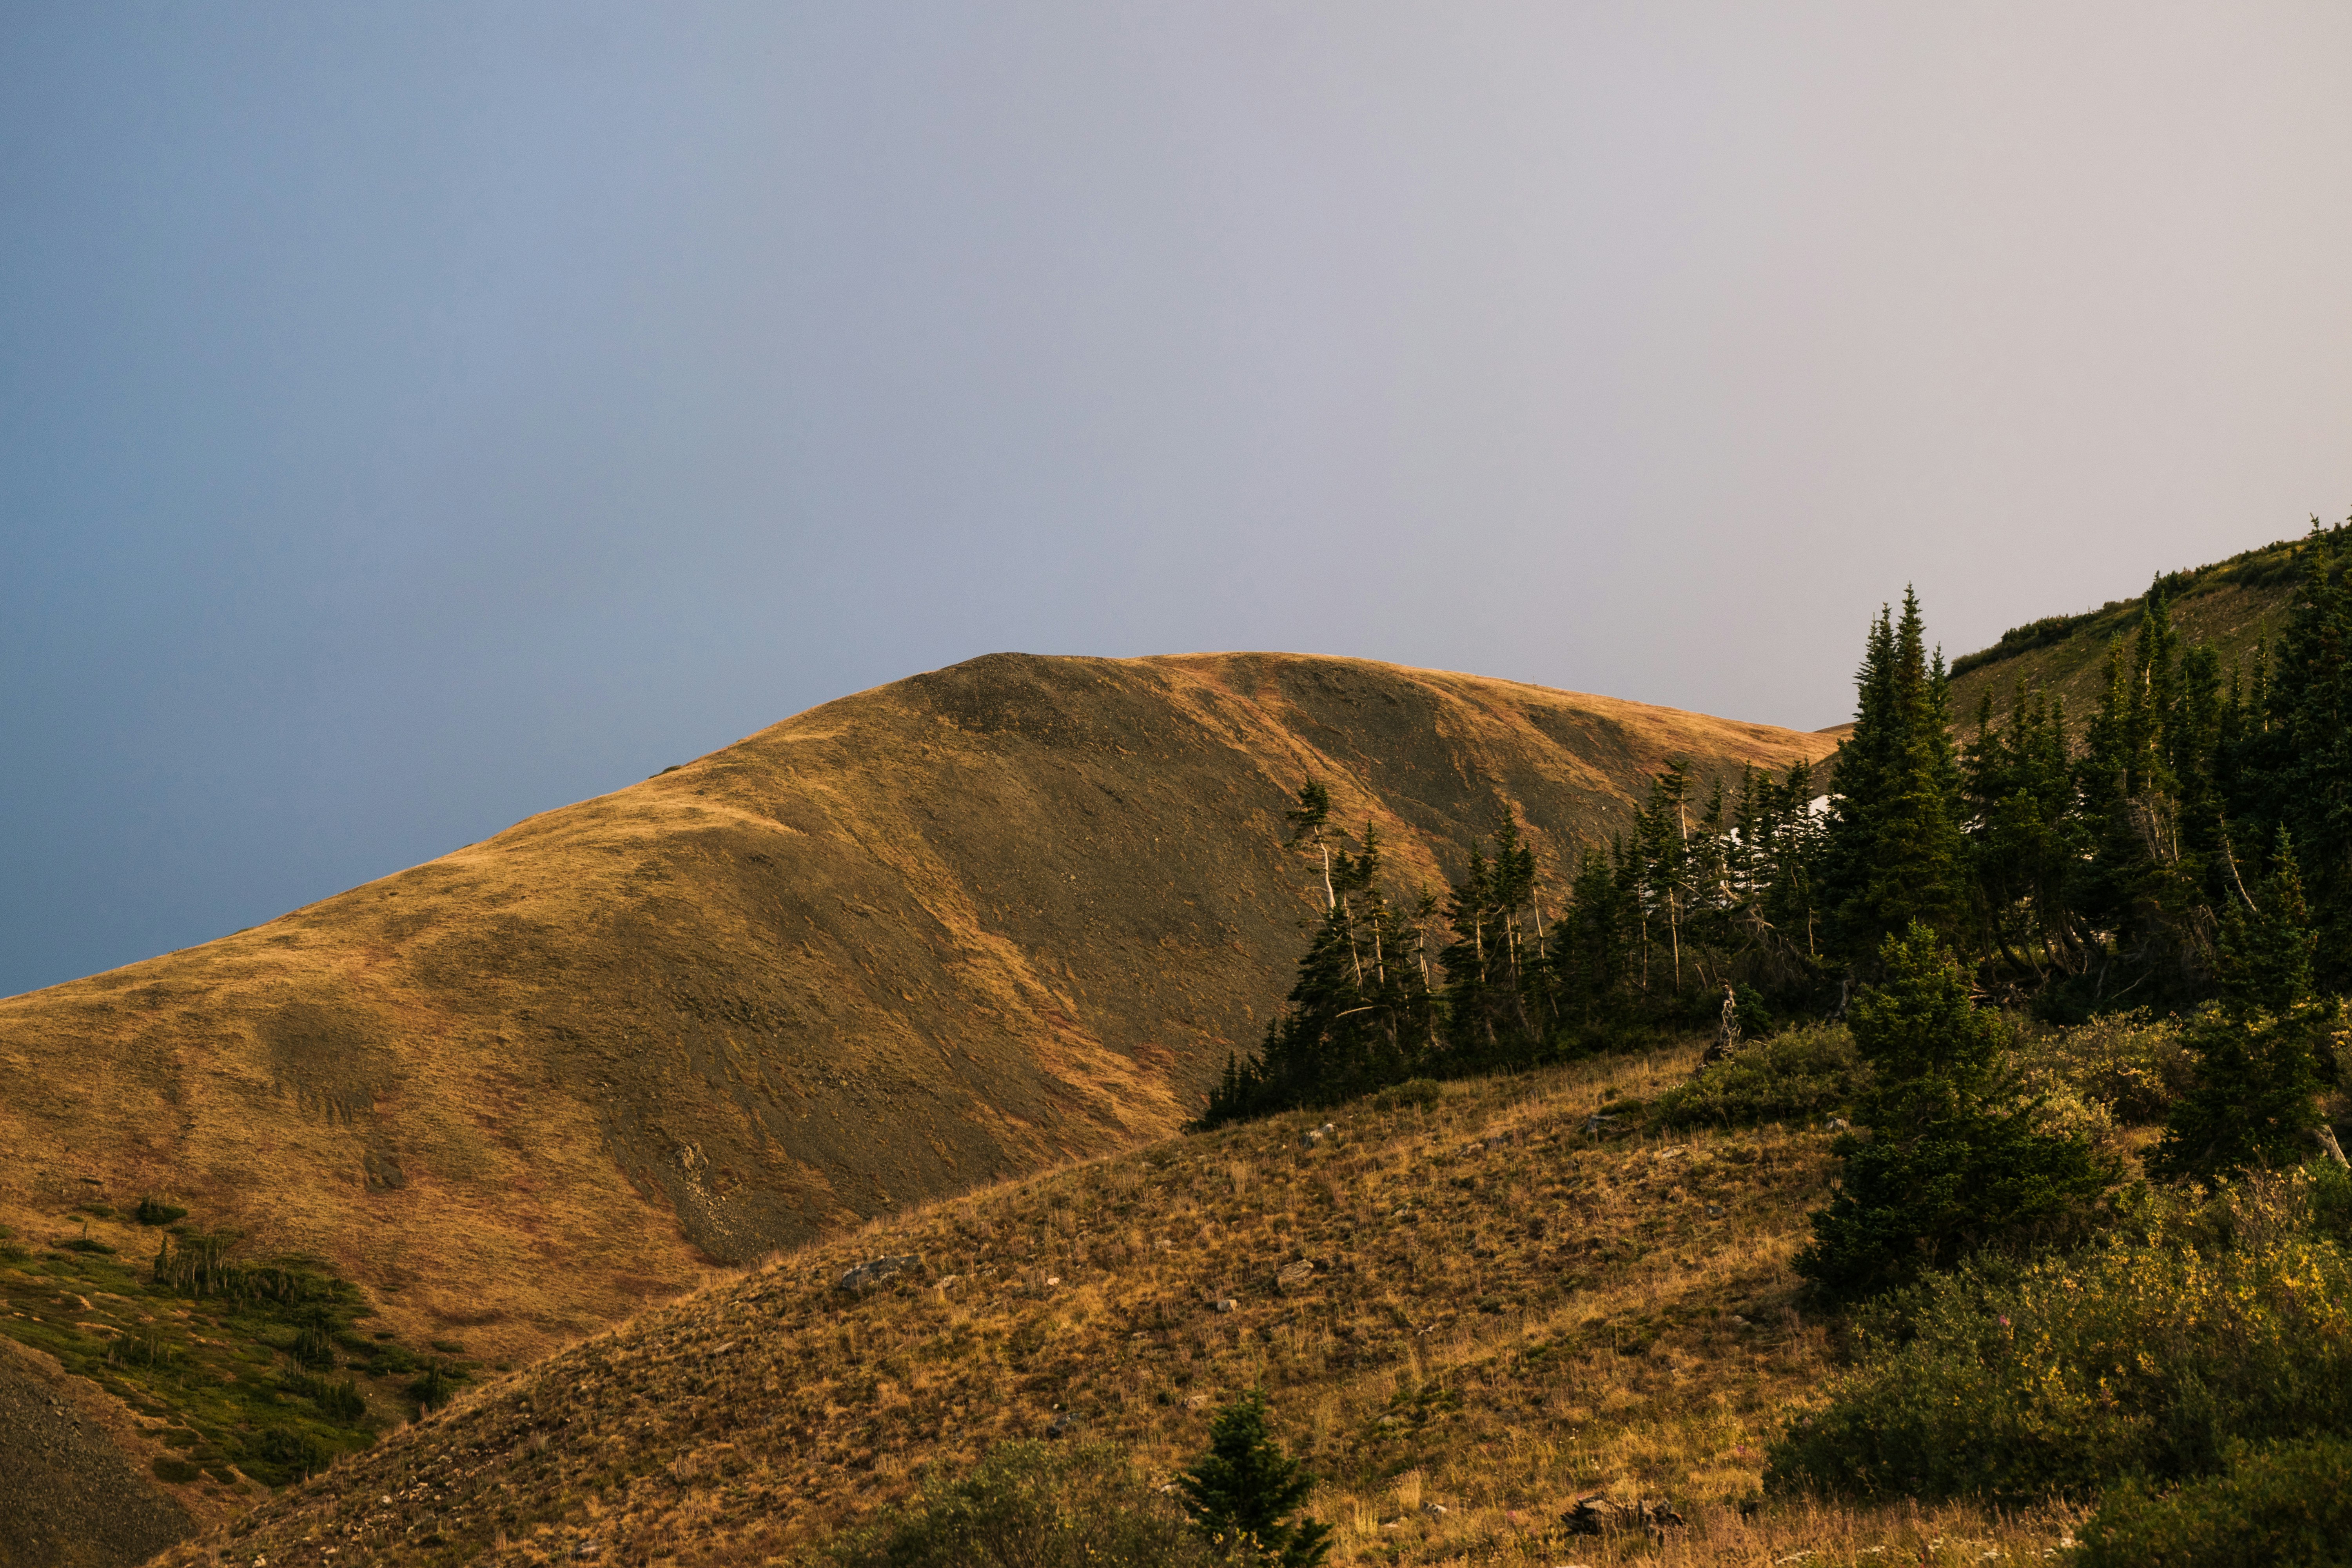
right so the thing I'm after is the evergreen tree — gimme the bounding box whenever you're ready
[1176,1388,1332,1567]
[2149,831,2339,1182]
[1198,785,1436,1126]
[1795,923,2116,1298]
[1437,816,1553,1065]
[2222,520,2352,991]
[1821,592,1970,965]
[1962,678,2088,979]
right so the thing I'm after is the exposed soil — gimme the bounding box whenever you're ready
[0,1337,192,1568]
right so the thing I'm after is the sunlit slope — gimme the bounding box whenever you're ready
[0,652,1833,1366]
[1945,535,2304,724]
[154,1049,2073,1568]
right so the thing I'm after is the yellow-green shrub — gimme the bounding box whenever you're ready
[1650,1023,1861,1129]
[2079,1436,2352,1568]
[1768,1171,2352,1503]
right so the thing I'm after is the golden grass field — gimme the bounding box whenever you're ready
[0,652,1839,1391]
[153,1042,2085,1568]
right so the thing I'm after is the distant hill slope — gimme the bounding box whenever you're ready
[0,653,1834,1376]
[1944,534,2306,725]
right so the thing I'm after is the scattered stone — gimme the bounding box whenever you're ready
[835,1256,919,1294]
[1706,1204,1724,1217]
[1214,1298,1240,1313]
[1044,1276,1062,1287]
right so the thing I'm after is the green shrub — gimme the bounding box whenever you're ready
[823,1442,1219,1567]
[284,1371,367,1421]
[133,1196,189,1227]
[1768,1172,2352,1504]
[2079,1436,2352,1568]
[1371,1080,1441,1112]
[2031,1011,2195,1125]
[408,1360,455,1412]
[1651,1023,1861,1129]
[151,1457,200,1485]
[249,1426,334,1485]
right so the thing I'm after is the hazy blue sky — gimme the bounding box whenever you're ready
[6,3,2352,995]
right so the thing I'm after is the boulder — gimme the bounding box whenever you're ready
[835,1255,920,1294]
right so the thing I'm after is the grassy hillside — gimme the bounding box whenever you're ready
[154,1042,2082,1568]
[1945,534,2305,725]
[0,653,1834,1510]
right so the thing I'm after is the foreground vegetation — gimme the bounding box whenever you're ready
[154,1038,2120,1568]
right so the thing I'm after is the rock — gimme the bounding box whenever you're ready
[1303,1128,1325,1147]
[1213,1298,1239,1313]
[835,1255,920,1294]
[1046,1410,1081,1438]
[1561,1494,1685,1535]
[1276,1260,1316,1292]
[1583,1112,1615,1134]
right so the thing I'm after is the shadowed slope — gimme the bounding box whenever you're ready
[0,653,1834,1376]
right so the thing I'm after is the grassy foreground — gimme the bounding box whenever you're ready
[156,1042,2083,1567]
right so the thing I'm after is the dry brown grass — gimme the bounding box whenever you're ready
[0,653,1837,1381]
[156,1042,2077,1568]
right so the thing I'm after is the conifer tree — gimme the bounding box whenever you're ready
[1962,678,2087,978]
[1821,592,1970,966]
[2221,520,2352,990]
[1176,1388,1332,1567]
[1796,922,2115,1298]
[2150,831,2340,1182]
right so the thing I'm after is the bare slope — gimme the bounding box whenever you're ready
[0,653,1833,1375]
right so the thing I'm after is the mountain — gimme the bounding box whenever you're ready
[0,652,1837,1383]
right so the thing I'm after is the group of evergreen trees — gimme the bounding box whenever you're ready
[1205,523,2352,1136]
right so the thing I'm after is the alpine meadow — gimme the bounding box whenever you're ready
[16,527,2352,1568]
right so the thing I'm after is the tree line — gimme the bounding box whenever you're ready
[1204,520,2352,1130]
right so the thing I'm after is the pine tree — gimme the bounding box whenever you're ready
[2150,831,2340,1182]
[1821,591,1970,966]
[1962,678,2088,979]
[1176,1388,1332,1566]
[2223,519,2352,991]
[1795,922,2116,1297]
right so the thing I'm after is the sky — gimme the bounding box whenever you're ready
[5,3,2352,995]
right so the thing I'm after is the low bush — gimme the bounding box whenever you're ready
[132,1196,187,1227]
[1768,1170,2352,1504]
[2079,1436,2352,1568]
[1650,1023,1860,1129]
[822,1441,1221,1567]
[1370,1079,1441,1112]
[2031,1011,2195,1125]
